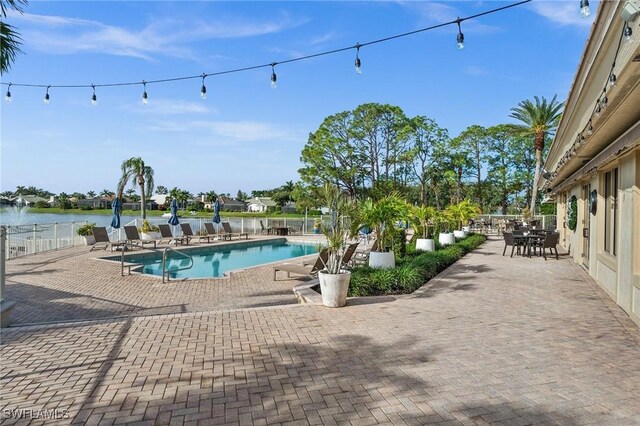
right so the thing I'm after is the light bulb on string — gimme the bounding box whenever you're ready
[200,74,207,99]
[91,85,97,105]
[594,102,601,117]
[580,0,590,18]
[624,24,633,42]
[601,95,608,110]
[456,18,465,49]
[587,121,593,135]
[44,86,50,104]
[5,83,12,103]
[609,73,617,87]
[354,44,362,74]
[270,63,277,88]
[142,81,148,104]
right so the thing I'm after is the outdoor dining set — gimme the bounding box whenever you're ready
[501,221,560,260]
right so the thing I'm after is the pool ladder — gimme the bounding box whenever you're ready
[161,247,194,283]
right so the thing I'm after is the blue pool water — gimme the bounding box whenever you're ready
[108,240,319,279]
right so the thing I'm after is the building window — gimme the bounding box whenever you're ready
[603,168,618,255]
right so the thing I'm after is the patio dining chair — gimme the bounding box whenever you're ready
[502,232,525,257]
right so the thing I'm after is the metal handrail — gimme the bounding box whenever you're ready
[161,247,193,283]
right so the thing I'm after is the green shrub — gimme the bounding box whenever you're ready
[347,233,487,297]
[34,201,49,208]
[77,223,96,236]
[140,220,159,233]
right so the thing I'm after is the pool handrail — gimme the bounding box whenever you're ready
[162,247,194,283]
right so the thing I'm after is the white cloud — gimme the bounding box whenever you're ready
[124,99,214,115]
[396,1,498,34]
[145,119,306,144]
[10,11,306,60]
[529,2,596,27]
[464,66,489,76]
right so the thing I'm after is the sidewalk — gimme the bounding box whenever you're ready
[1,236,639,425]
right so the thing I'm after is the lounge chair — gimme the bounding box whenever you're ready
[273,248,329,281]
[203,222,221,240]
[180,223,212,244]
[219,222,249,240]
[259,220,272,235]
[352,239,379,265]
[90,226,126,252]
[158,224,186,245]
[310,242,359,268]
[124,225,158,250]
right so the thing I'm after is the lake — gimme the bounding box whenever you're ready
[0,208,142,227]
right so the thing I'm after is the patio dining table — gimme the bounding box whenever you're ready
[519,232,547,257]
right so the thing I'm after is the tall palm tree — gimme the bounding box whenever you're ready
[509,95,564,215]
[1,0,28,75]
[118,157,154,219]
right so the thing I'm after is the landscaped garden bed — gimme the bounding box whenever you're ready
[348,233,487,297]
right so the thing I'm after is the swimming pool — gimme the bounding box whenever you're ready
[105,239,320,279]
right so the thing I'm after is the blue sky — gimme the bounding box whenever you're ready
[1,1,596,196]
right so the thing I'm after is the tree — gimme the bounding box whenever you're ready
[86,190,96,198]
[406,116,449,205]
[299,110,366,198]
[485,125,517,214]
[117,157,154,219]
[56,192,70,210]
[100,189,115,198]
[236,190,248,201]
[155,185,168,195]
[509,95,564,214]
[1,0,28,75]
[169,187,191,209]
[452,125,488,212]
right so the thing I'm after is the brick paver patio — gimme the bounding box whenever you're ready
[1,236,639,424]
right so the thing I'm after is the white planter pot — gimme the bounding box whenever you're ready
[80,235,95,245]
[368,251,395,269]
[415,238,435,252]
[141,232,160,240]
[438,232,455,246]
[462,226,471,233]
[318,270,351,308]
[453,230,466,239]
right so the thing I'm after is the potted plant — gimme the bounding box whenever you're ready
[77,223,96,245]
[139,220,160,240]
[353,194,408,268]
[447,200,480,239]
[317,184,356,308]
[434,209,456,246]
[409,205,436,252]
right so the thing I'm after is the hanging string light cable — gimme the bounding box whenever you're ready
[0,0,531,100]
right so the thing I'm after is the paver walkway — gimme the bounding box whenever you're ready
[1,237,639,425]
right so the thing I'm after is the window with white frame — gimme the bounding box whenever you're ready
[603,168,618,255]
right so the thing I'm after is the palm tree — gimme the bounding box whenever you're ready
[86,190,96,198]
[100,189,115,198]
[1,0,28,75]
[118,157,154,219]
[509,95,564,215]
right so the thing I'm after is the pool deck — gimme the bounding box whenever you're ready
[1,236,639,424]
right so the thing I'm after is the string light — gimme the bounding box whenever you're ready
[580,0,590,18]
[142,81,148,104]
[456,18,465,49]
[609,72,617,87]
[594,102,601,117]
[270,63,277,88]
[354,44,362,74]
[600,90,608,109]
[44,85,50,104]
[0,0,532,102]
[5,83,11,103]
[624,24,633,42]
[91,84,97,105]
[200,74,207,99]
[587,120,593,135]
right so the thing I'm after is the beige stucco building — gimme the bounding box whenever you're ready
[543,1,640,326]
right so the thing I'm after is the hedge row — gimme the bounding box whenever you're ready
[348,234,487,297]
